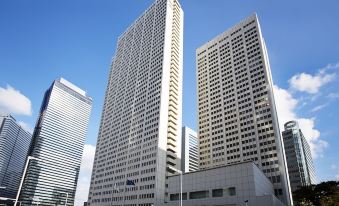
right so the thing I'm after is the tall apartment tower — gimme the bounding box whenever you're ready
[282,120,316,192]
[196,14,292,205]
[181,126,199,172]
[18,78,92,205]
[87,0,183,205]
[0,115,32,199]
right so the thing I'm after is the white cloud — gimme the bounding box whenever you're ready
[273,85,298,127]
[0,85,32,116]
[288,62,338,95]
[328,92,339,99]
[273,85,328,159]
[336,174,339,181]
[74,144,96,206]
[331,164,337,170]
[297,118,328,158]
[311,104,328,113]
[289,72,336,94]
[320,62,339,73]
[18,121,33,134]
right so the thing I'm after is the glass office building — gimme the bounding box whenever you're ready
[282,120,316,192]
[18,78,92,206]
[0,115,32,199]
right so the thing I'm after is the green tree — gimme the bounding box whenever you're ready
[293,181,339,206]
[299,198,314,206]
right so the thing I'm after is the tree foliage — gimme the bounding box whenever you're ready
[293,181,339,206]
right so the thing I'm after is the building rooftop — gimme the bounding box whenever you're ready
[58,78,86,96]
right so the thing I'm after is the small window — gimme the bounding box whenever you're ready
[212,189,223,197]
[170,193,187,201]
[189,190,209,199]
[227,187,236,196]
[170,194,179,201]
[182,193,187,200]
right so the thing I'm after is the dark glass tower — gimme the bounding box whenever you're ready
[18,78,92,206]
[283,120,316,192]
[0,115,32,200]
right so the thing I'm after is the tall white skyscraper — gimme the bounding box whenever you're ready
[87,0,183,205]
[196,14,292,205]
[181,126,199,172]
[282,120,316,192]
[18,78,92,206]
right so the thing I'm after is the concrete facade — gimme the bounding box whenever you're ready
[87,0,183,205]
[196,14,292,205]
[164,161,285,206]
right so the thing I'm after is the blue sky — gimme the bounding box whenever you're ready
[1,0,339,204]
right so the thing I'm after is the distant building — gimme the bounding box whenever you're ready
[182,126,199,172]
[18,78,92,205]
[0,115,32,199]
[282,121,316,192]
[196,13,292,205]
[164,161,285,206]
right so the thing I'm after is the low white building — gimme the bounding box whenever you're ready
[164,161,285,206]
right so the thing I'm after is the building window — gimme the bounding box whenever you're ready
[170,193,187,201]
[182,193,187,200]
[170,194,179,201]
[212,189,223,197]
[225,187,236,196]
[189,190,209,199]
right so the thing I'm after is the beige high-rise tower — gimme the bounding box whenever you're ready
[87,0,183,205]
[196,14,292,205]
